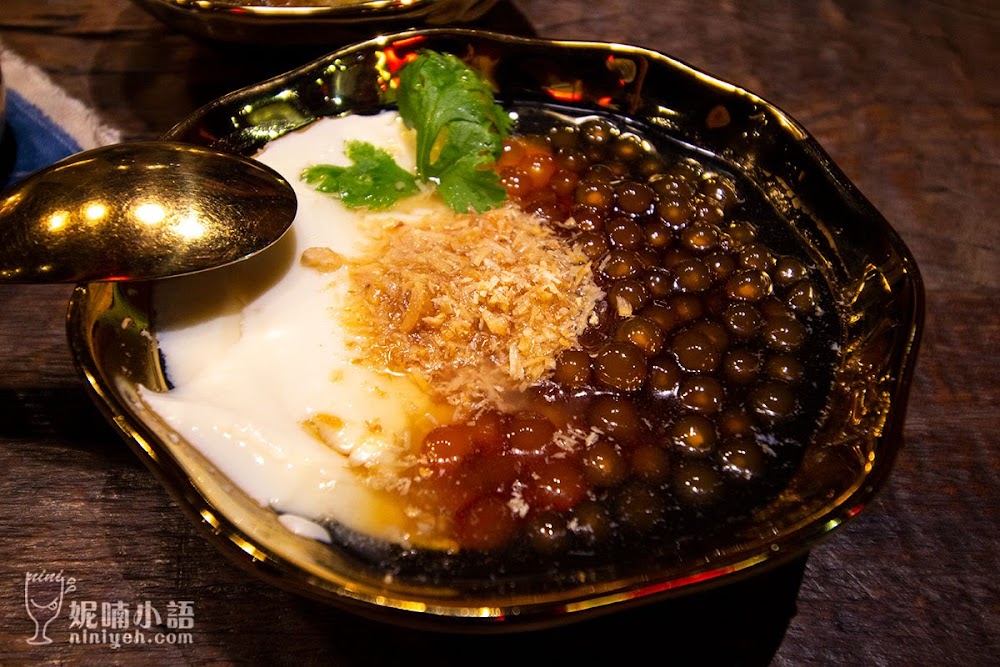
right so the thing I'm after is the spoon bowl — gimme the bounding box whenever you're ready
[0,141,297,283]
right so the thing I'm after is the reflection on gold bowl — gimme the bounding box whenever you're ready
[130,0,500,43]
[66,29,923,631]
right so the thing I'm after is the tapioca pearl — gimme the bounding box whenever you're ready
[550,168,580,198]
[594,342,648,392]
[504,412,557,455]
[605,160,629,179]
[660,246,693,270]
[587,395,642,443]
[723,349,762,385]
[704,251,737,280]
[614,316,665,357]
[586,298,614,333]
[521,389,578,431]
[644,267,674,299]
[421,423,478,472]
[643,219,674,250]
[606,216,645,249]
[670,328,720,373]
[578,324,610,353]
[630,443,671,482]
[668,414,718,457]
[615,181,656,216]
[656,197,696,228]
[679,222,721,253]
[673,258,713,292]
[583,145,607,163]
[635,247,661,270]
[607,279,651,316]
[695,203,725,225]
[726,269,772,301]
[577,231,610,261]
[718,438,766,480]
[699,174,738,210]
[470,409,507,454]
[499,166,534,199]
[640,303,680,333]
[463,451,523,496]
[786,280,821,313]
[610,134,646,162]
[723,220,757,249]
[549,124,579,149]
[646,356,683,396]
[410,468,476,515]
[759,296,795,320]
[580,163,617,184]
[553,349,593,387]
[569,500,614,544]
[523,152,558,189]
[571,206,606,232]
[723,303,763,338]
[762,314,807,352]
[718,408,755,437]
[454,494,518,551]
[702,289,728,317]
[773,256,809,286]
[600,249,645,280]
[636,155,667,179]
[669,294,705,323]
[498,138,526,168]
[580,118,618,146]
[648,166,698,200]
[749,381,797,421]
[672,462,723,506]
[604,158,630,180]
[678,376,725,414]
[556,146,588,172]
[738,242,776,271]
[525,458,588,512]
[689,319,730,350]
[581,440,629,488]
[522,190,563,223]
[524,510,570,554]
[765,354,806,384]
[575,180,615,211]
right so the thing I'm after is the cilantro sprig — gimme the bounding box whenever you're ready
[301,141,418,211]
[396,50,512,212]
[301,50,511,213]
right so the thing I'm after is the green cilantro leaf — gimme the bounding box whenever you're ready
[302,51,511,214]
[301,140,418,210]
[396,50,512,213]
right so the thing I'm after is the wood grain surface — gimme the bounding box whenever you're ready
[1,1,997,664]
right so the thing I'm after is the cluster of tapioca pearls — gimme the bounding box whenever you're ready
[409,117,828,553]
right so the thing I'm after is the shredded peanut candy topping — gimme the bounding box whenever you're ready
[311,203,603,412]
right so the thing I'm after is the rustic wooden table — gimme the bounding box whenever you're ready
[1,1,997,664]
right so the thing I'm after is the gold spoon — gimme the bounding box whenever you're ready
[0,141,297,283]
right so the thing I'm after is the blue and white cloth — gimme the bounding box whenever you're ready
[1,44,120,189]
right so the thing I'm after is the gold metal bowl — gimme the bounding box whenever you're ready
[67,29,924,631]
[130,0,500,43]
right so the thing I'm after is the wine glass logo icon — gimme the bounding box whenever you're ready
[24,571,74,645]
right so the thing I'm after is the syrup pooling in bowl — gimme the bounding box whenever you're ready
[377,109,841,565]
